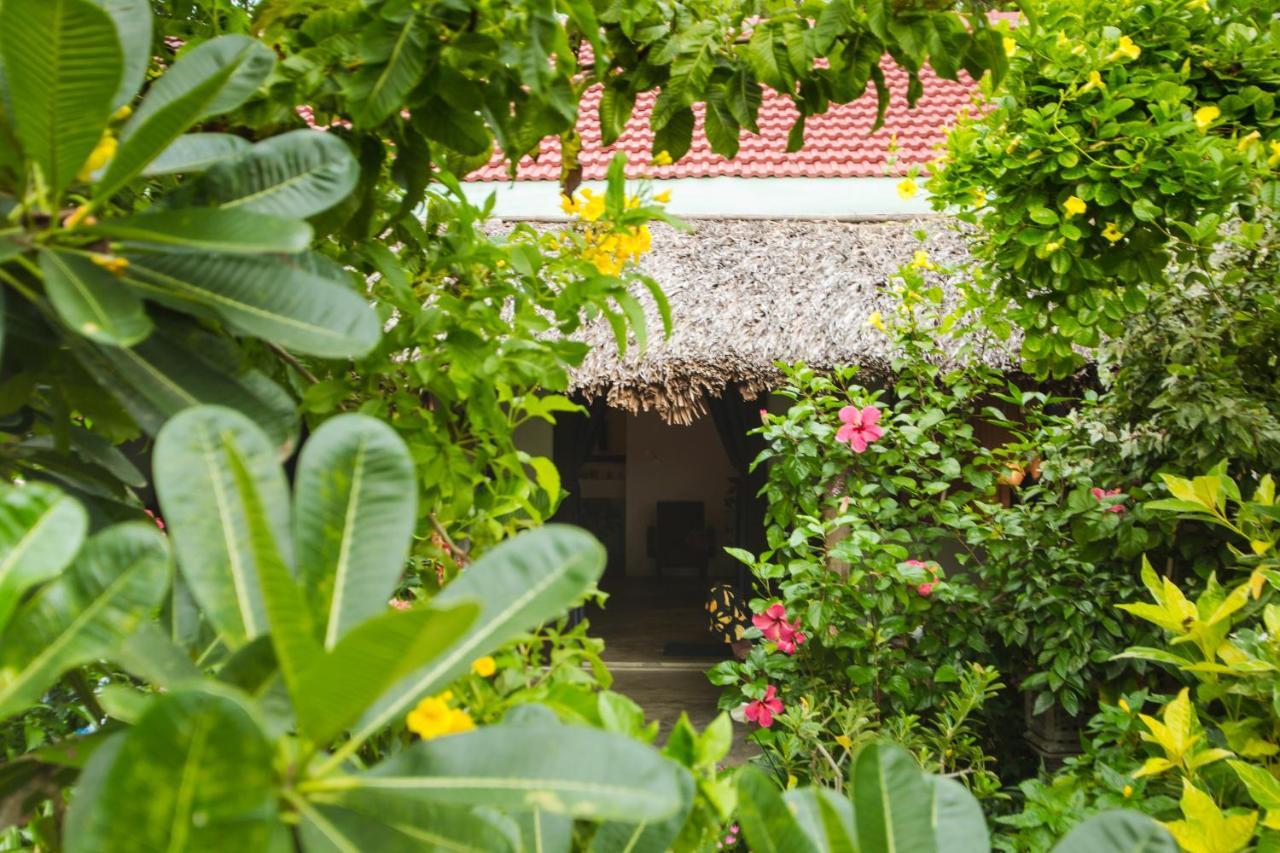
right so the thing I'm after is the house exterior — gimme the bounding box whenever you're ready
[462,63,999,587]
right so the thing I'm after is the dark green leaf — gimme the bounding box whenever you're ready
[89,209,312,254]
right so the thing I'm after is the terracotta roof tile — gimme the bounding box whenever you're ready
[466,62,979,183]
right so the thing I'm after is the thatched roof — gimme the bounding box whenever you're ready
[521,218,1017,424]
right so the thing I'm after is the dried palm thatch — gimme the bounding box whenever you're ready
[515,217,1017,424]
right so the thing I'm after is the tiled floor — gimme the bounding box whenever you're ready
[587,577,760,764]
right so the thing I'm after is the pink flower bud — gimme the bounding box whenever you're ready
[917,582,935,597]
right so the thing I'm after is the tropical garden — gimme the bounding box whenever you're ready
[0,0,1275,849]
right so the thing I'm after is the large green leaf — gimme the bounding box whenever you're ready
[1051,811,1178,853]
[516,809,573,853]
[297,796,518,853]
[63,686,279,852]
[88,209,312,254]
[927,775,989,852]
[589,766,695,853]
[0,0,121,198]
[142,133,250,176]
[89,0,151,109]
[71,322,299,453]
[0,522,169,720]
[113,621,203,688]
[851,741,938,853]
[293,415,417,649]
[348,18,426,128]
[293,601,477,747]
[38,249,152,345]
[346,526,605,758]
[337,723,685,823]
[0,482,87,636]
[153,405,293,648]
[785,787,856,853]
[172,130,359,218]
[735,766,821,853]
[123,252,380,358]
[96,36,274,201]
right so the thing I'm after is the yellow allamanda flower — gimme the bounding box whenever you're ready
[1079,70,1105,95]
[1063,195,1087,218]
[1102,222,1125,243]
[1107,35,1141,63]
[90,254,129,276]
[653,189,672,204]
[652,150,673,166]
[867,311,887,332]
[896,179,919,200]
[77,133,117,182]
[910,249,936,271]
[406,691,475,740]
[1193,105,1220,131]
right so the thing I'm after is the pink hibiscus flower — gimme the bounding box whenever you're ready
[836,406,884,453]
[1091,487,1126,514]
[744,685,784,727]
[917,582,935,597]
[752,603,790,643]
[776,629,807,655]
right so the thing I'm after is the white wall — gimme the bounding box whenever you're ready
[624,410,737,578]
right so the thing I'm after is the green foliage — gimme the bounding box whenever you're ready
[735,740,1173,853]
[930,0,1280,378]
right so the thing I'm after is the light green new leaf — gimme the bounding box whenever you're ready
[174,130,359,218]
[735,766,821,853]
[96,36,274,201]
[297,795,518,853]
[38,249,152,345]
[0,0,121,198]
[294,415,418,649]
[1228,760,1280,811]
[154,406,292,648]
[1051,810,1177,853]
[63,686,279,853]
[142,133,250,176]
[928,775,989,852]
[293,602,477,746]
[71,322,299,453]
[123,252,380,358]
[88,209,312,254]
[0,522,169,720]
[784,787,856,853]
[89,0,150,109]
[340,724,685,823]
[0,482,87,635]
[851,741,938,853]
[348,526,605,755]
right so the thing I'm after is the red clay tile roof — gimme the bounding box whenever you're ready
[465,63,979,183]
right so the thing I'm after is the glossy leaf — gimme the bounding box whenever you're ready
[38,249,152,345]
[293,601,477,746]
[785,787,856,853]
[153,405,292,648]
[851,741,937,853]
[0,482,87,635]
[174,130,359,218]
[89,0,150,109]
[142,133,251,176]
[63,687,279,852]
[1051,810,1178,853]
[0,0,120,198]
[340,723,685,823]
[297,795,518,853]
[88,209,312,254]
[71,322,298,452]
[96,36,274,200]
[122,252,380,358]
[0,522,169,720]
[349,525,605,753]
[928,775,990,852]
[293,415,418,649]
[735,766,821,853]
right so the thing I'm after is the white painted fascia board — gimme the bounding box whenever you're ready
[458,175,936,221]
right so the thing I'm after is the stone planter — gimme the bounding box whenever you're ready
[1024,693,1085,766]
